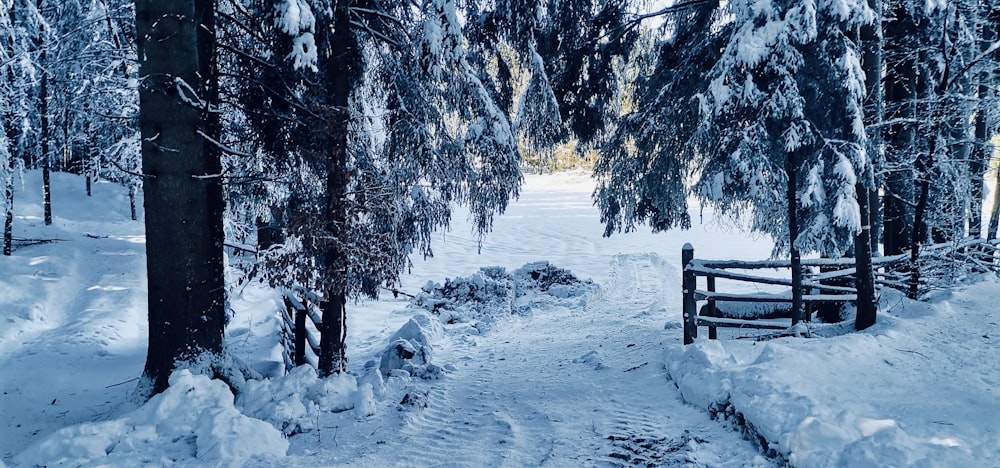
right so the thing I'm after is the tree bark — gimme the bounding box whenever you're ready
[988,163,1000,240]
[39,55,51,226]
[909,133,936,299]
[2,149,12,256]
[882,5,918,256]
[135,0,226,396]
[317,0,360,376]
[854,182,877,329]
[862,0,883,254]
[787,151,804,325]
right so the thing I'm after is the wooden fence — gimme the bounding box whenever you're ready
[680,238,1000,344]
[279,291,323,370]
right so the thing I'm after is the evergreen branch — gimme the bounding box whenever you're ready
[349,20,402,48]
[109,158,153,180]
[196,129,252,158]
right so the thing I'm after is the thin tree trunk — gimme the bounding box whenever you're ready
[988,166,1000,240]
[862,0,883,254]
[787,152,804,325]
[3,155,12,256]
[854,182,877,329]
[972,4,998,238]
[883,5,918,256]
[129,181,137,221]
[909,134,937,299]
[852,0,881,330]
[136,0,226,396]
[39,60,51,226]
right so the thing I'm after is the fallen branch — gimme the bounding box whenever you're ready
[382,286,416,299]
[11,237,63,247]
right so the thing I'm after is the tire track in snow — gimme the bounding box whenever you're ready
[325,253,767,467]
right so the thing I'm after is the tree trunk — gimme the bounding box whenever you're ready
[852,0,881,330]
[988,165,1000,240]
[129,181,138,221]
[882,5,918,256]
[39,60,51,226]
[135,0,226,396]
[862,0,883,254]
[854,182,877,329]
[317,0,360,376]
[909,134,937,299]
[787,152,804,325]
[3,150,12,256]
[319,293,347,375]
[973,5,998,238]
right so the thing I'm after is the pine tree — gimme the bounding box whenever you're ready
[694,0,876,324]
[595,1,725,236]
[222,0,522,374]
[2,0,44,255]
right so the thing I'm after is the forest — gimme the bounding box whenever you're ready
[2,0,999,446]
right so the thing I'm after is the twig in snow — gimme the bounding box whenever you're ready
[105,377,139,388]
[894,348,929,359]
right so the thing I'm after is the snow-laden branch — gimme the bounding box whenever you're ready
[196,129,251,158]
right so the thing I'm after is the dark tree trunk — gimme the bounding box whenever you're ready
[854,183,877,329]
[39,60,51,226]
[3,151,12,257]
[787,152,804,325]
[909,134,937,299]
[986,6,1000,240]
[317,0,359,376]
[129,182,138,221]
[988,166,1000,240]
[851,0,880,330]
[256,206,285,251]
[2,50,14,256]
[319,293,348,375]
[135,0,226,396]
[882,5,918,256]
[972,5,998,238]
[862,0,883,253]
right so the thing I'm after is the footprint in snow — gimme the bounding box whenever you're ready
[573,350,606,370]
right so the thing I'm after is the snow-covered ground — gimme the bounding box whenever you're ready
[1,170,997,467]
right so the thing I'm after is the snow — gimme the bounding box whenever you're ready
[667,285,1000,466]
[2,170,999,467]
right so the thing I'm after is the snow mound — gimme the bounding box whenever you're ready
[15,370,288,466]
[413,261,595,329]
[377,312,446,379]
[237,365,375,435]
[664,287,999,467]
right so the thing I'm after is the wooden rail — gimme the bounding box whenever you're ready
[682,243,865,344]
[681,238,1000,344]
[280,290,323,369]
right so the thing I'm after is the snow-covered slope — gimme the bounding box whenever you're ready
[2,170,997,467]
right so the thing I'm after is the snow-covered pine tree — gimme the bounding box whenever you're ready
[2,0,45,255]
[695,0,876,324]
[594,1,727,236]
[222,0,522,375]
[888,0,1000,297]
[464,0,638,160]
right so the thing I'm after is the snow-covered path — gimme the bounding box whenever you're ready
[277,252,770,467]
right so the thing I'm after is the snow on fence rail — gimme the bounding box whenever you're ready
[680,238,1000,344]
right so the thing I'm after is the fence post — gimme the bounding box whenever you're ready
[295,299,307,366]
[682,243,698,345]
[707,275,718,340]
